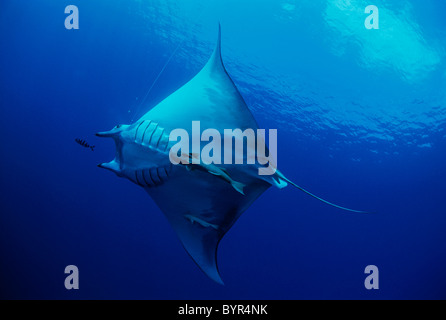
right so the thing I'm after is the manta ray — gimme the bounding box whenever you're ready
[96,26,367,284]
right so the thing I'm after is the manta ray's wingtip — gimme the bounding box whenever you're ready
[203,21,223,71]
[191,254,225,285]
[216,22,222,55]
[211,273,225,286]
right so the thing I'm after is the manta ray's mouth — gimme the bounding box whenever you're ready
[96,119,174,189]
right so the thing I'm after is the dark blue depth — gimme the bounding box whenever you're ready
[0,0,445,299]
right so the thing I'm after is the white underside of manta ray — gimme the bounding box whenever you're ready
[96,25,368,285]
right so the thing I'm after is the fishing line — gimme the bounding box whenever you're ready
[131,41,184,123]
[130,2,213,123]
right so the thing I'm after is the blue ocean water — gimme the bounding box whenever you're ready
[1,0,445,299]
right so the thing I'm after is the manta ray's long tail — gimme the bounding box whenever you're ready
[276,172,370,213]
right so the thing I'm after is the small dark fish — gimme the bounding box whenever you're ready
[75,138,95,151]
